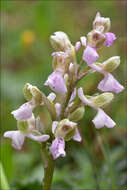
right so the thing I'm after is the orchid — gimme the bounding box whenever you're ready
[3,12,124,190]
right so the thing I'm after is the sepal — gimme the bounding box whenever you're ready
[92,92,114,108]
[69,106,85,122]
[103,56,120,72]
[23,83,42,105]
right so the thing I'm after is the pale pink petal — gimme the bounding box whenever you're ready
[98,73,124,93]
[52,121,59,134]
[55,103,61,117]
[44,69,67,94]
[80,36,86,46]
[78,88,93,107]
[27,134,50,142]
[73,128,82,142]
[69,88,76,103]
[11,102,34,120]
[83,46,99,65]
[4,131,25,150]
[104,32,116,47]
[92,109,116,129]
[75,41,81,51]
[50,138,66,160]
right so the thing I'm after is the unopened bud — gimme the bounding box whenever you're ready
[69,63,74,73]
[52,51,70,72]
[64,73,69,86]
[93,92,114,107]
[23,83,32,101]
[23,83,42,105]
[69,106,85,122]
[93,12,111,33]
[55,119,77,141]
[50,31,72,51]
[103,56,120,72]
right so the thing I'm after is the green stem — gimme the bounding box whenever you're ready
[41,143,55,190]
[0,162,10,190]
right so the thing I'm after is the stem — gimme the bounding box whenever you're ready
[77,59,84,73]
[41,143,55,190]
[0,162,10,190]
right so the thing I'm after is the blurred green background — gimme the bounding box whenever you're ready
[0,0,127,189]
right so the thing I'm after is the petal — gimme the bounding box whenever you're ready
[78,88,93,107]
[27,134,50,142]
[11,102,34,120]
[47,92,56,102]
[83,46,99,65]
[75,41,81,51]
[55,103,61,117]
[98,73,124,93]
[52,121,59,134]
[50,138,66,160]
[44,69,67,94]
[92,108,115,129]
[4,131,25,150]
[80,36,86,46]
[69,88,76,103]
[73,128,82,142]
[104,32,116,47]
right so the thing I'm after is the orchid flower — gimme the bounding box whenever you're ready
[4,115,50,150]
[78,88,116,129]
[44,69,67,94]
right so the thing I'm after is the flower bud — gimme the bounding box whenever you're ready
[103,56,120,72]
[92,92,114,108]
[69,106,85,122]
[54,119,77,141]
[69,63,74,73]
[23,83,32,101]
[23,83,42,105]
[50,31,72,51]
[93,12,111,33]
[52,52,70,72]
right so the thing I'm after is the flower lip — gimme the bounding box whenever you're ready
[50,138,66,160]
[92,108,116,128]
[98,73,124,93]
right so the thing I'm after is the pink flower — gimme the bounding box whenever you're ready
[4,131,49,150]
[11,102,34,120]
[92,108,116,129]
[104,32,116,47]
[44,69,67,94]
[78,88,116,129]
[88,63,124,94]
[98,73,124,93]
[83,46,99,65]
[50,138,66,160]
